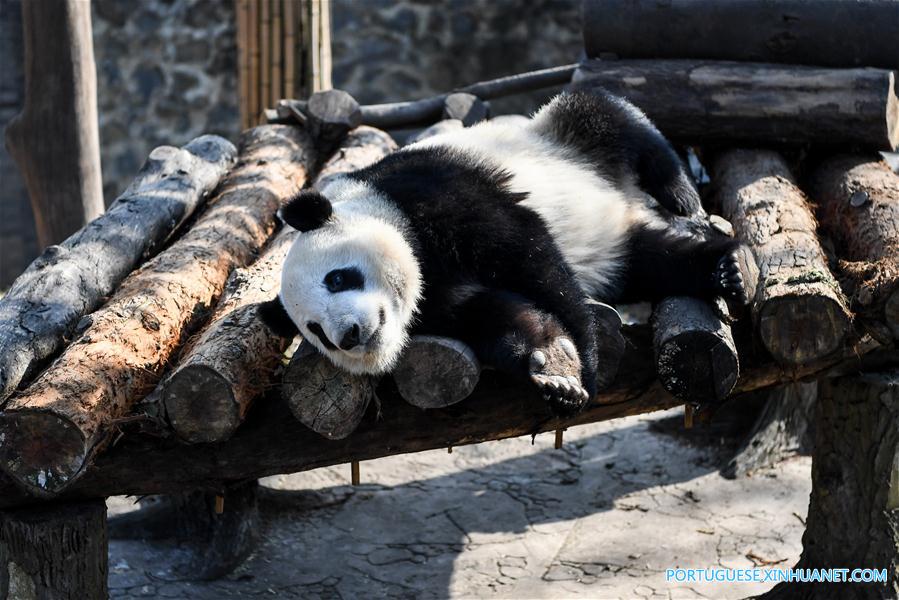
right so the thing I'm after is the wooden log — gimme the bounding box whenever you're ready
[442,92,488,127]
[570,59,899,151]
[4,0,104,248]
[0,499,107,599]
[0,335,890,510]
[282,343,376,440]
[0,125,314,497]
[588,300,625,390]
[0,323,888,510]
[583,0,899,70]
[160,126,397,443]
[760,370,899,599]
[809,155,899,342]
[393,336,482,409]
[0,135,237,403]
[709,150,851,366]
[304,89,362,148]
[358,64,576,130]
[652,296,739,404]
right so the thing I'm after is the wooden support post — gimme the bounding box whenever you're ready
[571,61,899,150]
[761,371,899,599]
[0,499,107,600]
[709,149,851,366]
[0,135,236,403]
[0,126,312,497]
[159,126,396,443]
[810,155,899,342]
[350,461,360,486]
[652,296,740,404]
[554,429,564,449]
[4,0,104,248]
[442,92,488,126]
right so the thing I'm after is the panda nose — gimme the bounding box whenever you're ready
[339,324,361,350]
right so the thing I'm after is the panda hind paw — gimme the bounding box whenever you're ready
[529,337,589,417]
[715,246,758,306]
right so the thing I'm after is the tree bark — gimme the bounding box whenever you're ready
[0,136,236,404]
[0,125,314,497]
[159,126,396,443]
[723,382,816,479]
[4,0,104,247]
[0,324,887,510]
[809,155,899,342]
[652,296,739,405]
[709,150,851,366]
[582,0,899,70]
[0,499,107,600]
[570,60,899,150]
[761,370,899,599]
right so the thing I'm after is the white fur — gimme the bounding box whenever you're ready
[407,100,660,297]
[279,181,422,374]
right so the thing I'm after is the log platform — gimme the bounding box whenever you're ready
[1,68,898,593]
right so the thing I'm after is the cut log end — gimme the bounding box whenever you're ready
[282,348,375,440]
[0,411,86,496]
[758,294,851,366]
[392,336,481,409]
[164,365,240,444]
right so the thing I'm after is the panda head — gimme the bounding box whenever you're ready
[259,184,421,375]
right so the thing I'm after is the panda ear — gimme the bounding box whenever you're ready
[258,297,299,338]
[279,189,333,232]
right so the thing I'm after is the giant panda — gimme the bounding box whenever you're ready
[259,90,757,416]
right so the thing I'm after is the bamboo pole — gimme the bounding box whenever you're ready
[236,0,250,130]
[271,0,282,104]
[259,0,271,113]
[247,0,259,124]
[283,0,296,98]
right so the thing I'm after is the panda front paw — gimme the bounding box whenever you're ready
[529,337,589,417]
[715,245,758,306]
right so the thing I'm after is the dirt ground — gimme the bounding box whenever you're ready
[106,406,811,599]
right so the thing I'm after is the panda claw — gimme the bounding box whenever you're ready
[528,338,589,417]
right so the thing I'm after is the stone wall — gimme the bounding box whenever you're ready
[1,0,582,286]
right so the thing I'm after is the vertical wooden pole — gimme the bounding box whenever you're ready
[247,0,260,124]
[259,0,271,113]
[317,0,332,91]
[236,0,251,130]
[351,461,360,486]
[0,500,108,600]
[5,0,104,248]
[283,0,296,98]
[271,0,282,104]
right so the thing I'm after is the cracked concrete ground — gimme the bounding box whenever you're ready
[107,407,810,599]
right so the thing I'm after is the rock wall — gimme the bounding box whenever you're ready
[1,0,581,286]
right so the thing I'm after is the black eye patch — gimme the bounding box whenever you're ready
[324,268,364,293]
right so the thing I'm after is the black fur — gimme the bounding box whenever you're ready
[258,297,299,338]
[541,90,702,217]
[280,189,333,232]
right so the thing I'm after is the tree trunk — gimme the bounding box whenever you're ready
[723,382,816,479]
[582,0,899,70]
[0,499,107,600]
[570,60,899,150]
[159,126,396,443]
[0,325,888,509]
[708,149,851,366]
[809,155,899,342]
[4,0,104,247]
[0,125,314,497]
[761,370,899,599]
[0,135,236,404]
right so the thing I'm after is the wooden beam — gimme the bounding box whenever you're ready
[4,0,104,248]
[0,136,237,403]
[571,59,899,150]
[0,323,885,510]
[583,0,899,70]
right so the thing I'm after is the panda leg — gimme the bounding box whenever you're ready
[617,225,758,305]
[435,286,596,416]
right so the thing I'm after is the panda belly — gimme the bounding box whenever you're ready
[411,120,639,298]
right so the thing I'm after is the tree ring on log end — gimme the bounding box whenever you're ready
[656,331,739,402]
[392,336,481,409]
[0,411,86,497]
[758,295,851,366]
[164,365,238,444]
[282,351,374,440]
